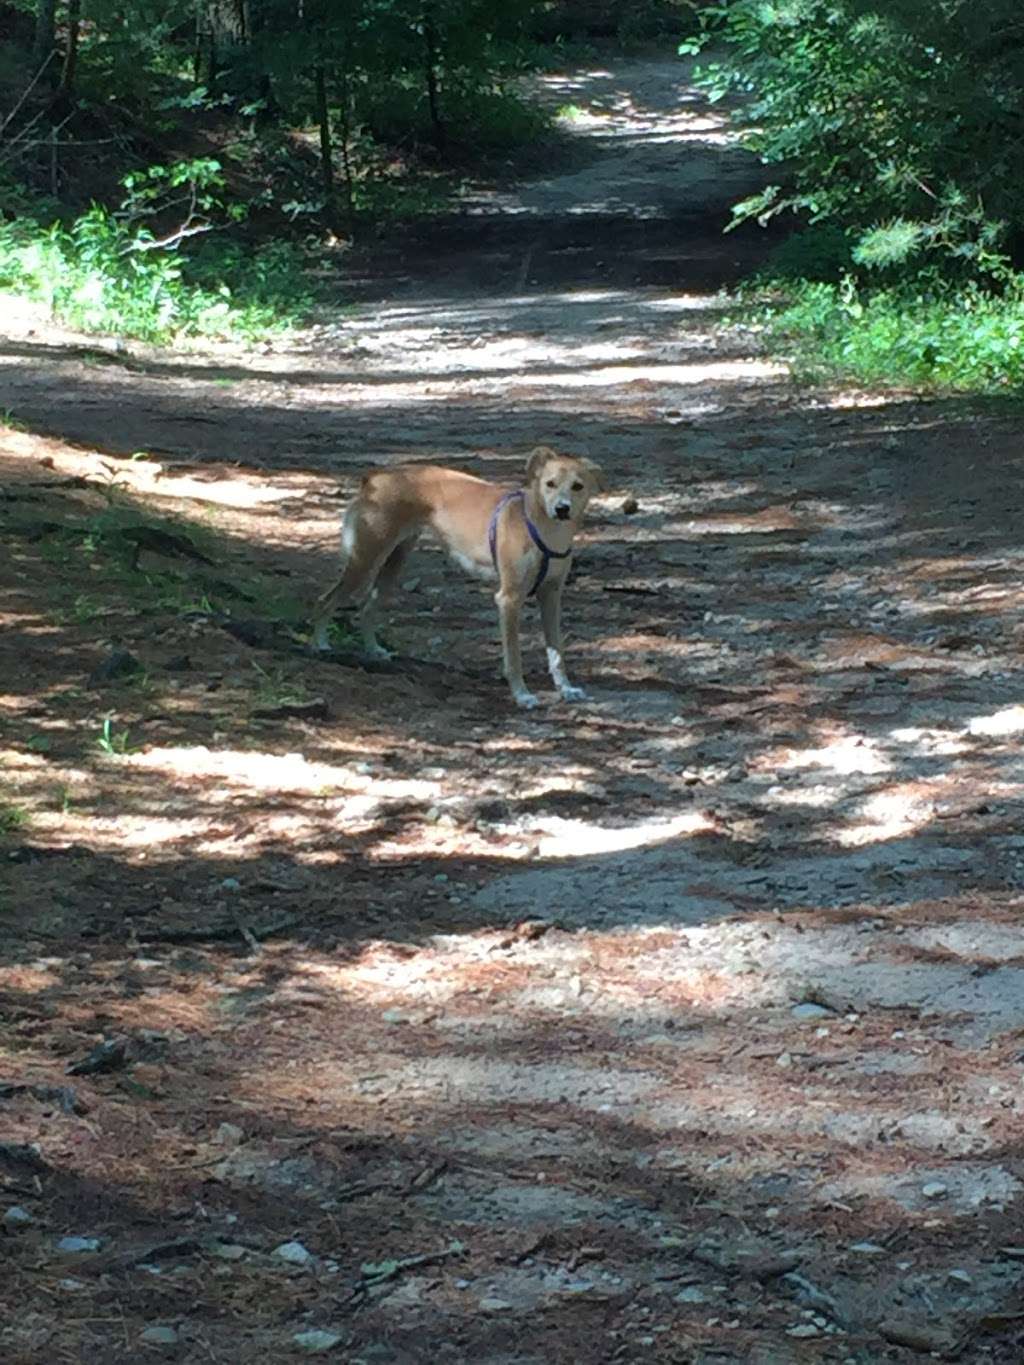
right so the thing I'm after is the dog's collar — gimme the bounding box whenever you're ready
[488,490,571,597]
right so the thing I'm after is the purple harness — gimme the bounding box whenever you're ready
[488,490,571,597]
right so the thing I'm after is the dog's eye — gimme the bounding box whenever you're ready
[571,481,584,491]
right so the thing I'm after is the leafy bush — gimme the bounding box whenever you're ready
[359,77,550,158]
[0,159,312,343]
[685,0,1024,278]
[747,275,1024,393]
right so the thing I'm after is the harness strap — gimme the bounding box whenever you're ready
[488,489,571,597]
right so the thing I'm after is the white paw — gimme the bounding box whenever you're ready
[559,685,589,703]
[514,690,540,710]
[363,642,392,661]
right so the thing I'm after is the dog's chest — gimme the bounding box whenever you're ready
[448,546,497,582]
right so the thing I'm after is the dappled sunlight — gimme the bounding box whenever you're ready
[532,809,713,858]
[968,703,1024,737]
[775,731,890,777]
[836,782,941,848]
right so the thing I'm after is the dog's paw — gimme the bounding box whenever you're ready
[513,690,540,710]
[559,685,589,703]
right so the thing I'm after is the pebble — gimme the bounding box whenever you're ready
[209,1242,248,1261]
[948,1269,972,1284]
[293,1329,344,1353]
[3,1205,33,1228]
[274,1240,314,1266]
[675,1286,708,1304]
[791,1002,831,1021]
[776,1051,793,1069]
[479,1296,513,1312]
[57,1235,101,1253]
[140,1325,179,1347]
[849,1241,885,1255]
[213,1122,244,1146]
[59,1278,87,1291]
[922,1182,948,1200]
[220,877,242,892]
[787,1323,820,1338]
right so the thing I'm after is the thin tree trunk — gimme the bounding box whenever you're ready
[33,0,57,74]
[60,0,82,101]
[193,0,203,84]
[423,2,445,153]
[338,65,354,227]
[315,61,336,225]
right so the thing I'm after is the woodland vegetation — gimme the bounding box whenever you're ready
[2,0,1023,389]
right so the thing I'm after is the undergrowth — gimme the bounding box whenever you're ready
[746,273,1024,395]
[0,158,313,345]
[0,212,312,346]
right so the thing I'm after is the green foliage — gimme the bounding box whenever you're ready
[687,0,1024,278]
[747,274,1024,393]
[0,802,28,836]
[96,715,135,757]
[0,159,312,343]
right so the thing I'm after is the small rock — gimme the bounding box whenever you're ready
[776,1051,793,1069]
[220,877,242,893]
[213,1122,244,1146]
[3,1205,33,1228]
[57,1235,101,1253]
[88,648,142,686]
[209,1242,248,1261]
[59,1278,86,1291]
[791,1002,831,1021]
[140,1325,179,1347]
[948,1268,972,1284]
[848,1241,885,1255]
[620,496,640,515]
[787,1323,820,1338]
[274,1240,314,1266]
[922,1182,948,1200]
[66,1036,129,1076]
[381,1008,407,1025]
[293,1329,344,1354]
[674,1286,707,1304]
[479,1296,513,1312]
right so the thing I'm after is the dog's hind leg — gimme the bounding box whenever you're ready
[311,501,397,652]
[354,535,417,658]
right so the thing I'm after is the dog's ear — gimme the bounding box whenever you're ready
[526,446,556,481]
[581,458,606,493]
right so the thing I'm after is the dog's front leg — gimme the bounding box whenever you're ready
[497,588,537,709]
[539,582,587,702]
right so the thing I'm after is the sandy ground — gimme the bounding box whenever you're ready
[3,56,1024,1365]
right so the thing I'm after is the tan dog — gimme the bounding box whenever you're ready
[311,447,604,708]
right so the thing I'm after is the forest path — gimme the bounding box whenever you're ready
[2,51,1024,1365]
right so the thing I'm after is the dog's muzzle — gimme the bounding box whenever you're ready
[554,504,572,521]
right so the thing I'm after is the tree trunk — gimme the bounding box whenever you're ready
[338,65,354,227]
[423,2,445,153]
[60,0,82,101]
[315,61,337,225]
[33,0,57,74]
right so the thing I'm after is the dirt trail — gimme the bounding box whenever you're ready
[3,57,1024,1365]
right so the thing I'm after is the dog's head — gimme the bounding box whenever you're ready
[526,446,605,523]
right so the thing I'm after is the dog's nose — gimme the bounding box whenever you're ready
[554,502,571,520]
